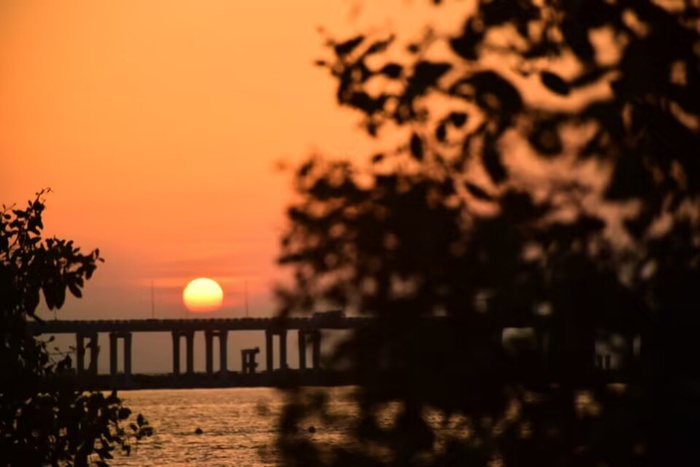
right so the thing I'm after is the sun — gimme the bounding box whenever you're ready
[183,278,224,313]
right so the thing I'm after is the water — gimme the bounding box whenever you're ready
[111,387,352,467]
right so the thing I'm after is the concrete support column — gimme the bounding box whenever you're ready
[219,330,228,378]
[172,331,181,375]
[205,331,214,375]
[298,331,307,370]
[311,330,321,370]
[185,331,195,374]
[123,332,132,378]
[76,333,85,375]
[88,332,99,375]
[265,330,274,373]
[279,330,288,371]
[109,332,118,377]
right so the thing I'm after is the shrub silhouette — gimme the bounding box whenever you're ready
[0,190,151,467]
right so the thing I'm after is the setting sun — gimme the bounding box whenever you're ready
[182,278,224,313]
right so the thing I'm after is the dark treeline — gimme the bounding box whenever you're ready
[274,1,700,465]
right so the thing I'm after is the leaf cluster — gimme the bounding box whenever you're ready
[0,191,151,467]
[277,1,700,465]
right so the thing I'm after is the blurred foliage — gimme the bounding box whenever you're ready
[0,190,151,467]
[276,1,700,465]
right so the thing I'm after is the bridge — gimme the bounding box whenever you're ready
[29,312,638,389]
[28,313,375,384]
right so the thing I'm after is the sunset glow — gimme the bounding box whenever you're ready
[183,278,224,313]
[0,0,382,321]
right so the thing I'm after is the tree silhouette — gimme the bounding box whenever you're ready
[0,190,151,467]
[276,1,700,465]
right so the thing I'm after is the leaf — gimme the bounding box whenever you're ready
[68,282,82,298]
[454,71,522,115]
[466,182,493,201]
[409,133,424,160]
[435,122,447,142]
[571,67,611,88]
[42,285,55,310]
[528,120,562,156]
[380,63,403,79]
[348,92,386,114]
[449,19,484,61]
[605,152,654,200]
[54,286,65,309]
[366,120,379,137]
[409,62,451,94]
[365,36,394,55]
[334,35,365,56]
[483,135,507,184]
[541,71,571,96]
[298,161,314,178]
[624,209,655,239]
[449,112,468,127]
[119,407,132,420]
[561,19,595,62]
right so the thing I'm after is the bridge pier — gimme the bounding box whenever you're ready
[311,330,321,370]
[125,332,132,377]
[265,330,273,372]
[108,331,132,379]
[265,329,288,372]
[298,331,306,370]
[219,330,228,378]
[205,331,213,374]
[110,333,117,376]
[172,330,195,375]
[186,331,194,374]
[76,331,99,376]
[204,330,228,378]
[172,331,180,375]
[280,330,287,370]
[297,330,322,370]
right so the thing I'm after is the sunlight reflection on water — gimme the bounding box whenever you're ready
[111,387,354,467]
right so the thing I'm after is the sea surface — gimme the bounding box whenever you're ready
[110,387,354,467]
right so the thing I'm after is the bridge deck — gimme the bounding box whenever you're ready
[27,313,561,335]
[28,317,374,334]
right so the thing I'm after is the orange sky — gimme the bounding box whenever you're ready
[0,1,394,321]
[0,1,474,372]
